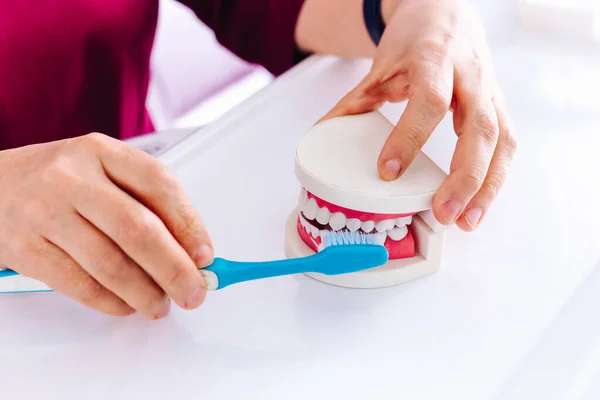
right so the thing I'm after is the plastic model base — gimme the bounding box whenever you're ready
[284,208,445,289]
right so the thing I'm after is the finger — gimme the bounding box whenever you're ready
[317,73,385,124]
[455,92,517,231]
[432,81,499,225]
[43,211,171,320]
[450,96,464,132]
[17,237,134,317]
[377,57,454,180]
[85,134,213,268]
[73,179,206,311]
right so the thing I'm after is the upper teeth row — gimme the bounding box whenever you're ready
[298,189,412,233]
[299,214,407,244]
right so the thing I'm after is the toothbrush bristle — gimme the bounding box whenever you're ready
[321,230,379,248]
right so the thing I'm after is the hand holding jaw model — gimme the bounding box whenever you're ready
[286,0,518,287]
[315,0,518,233]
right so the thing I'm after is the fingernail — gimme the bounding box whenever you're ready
[443,201,462,223]
[381,159,401,180]
[155,298,171,319]
[194,244,214,267]
[185,287,206,309]
[464,208,483,229]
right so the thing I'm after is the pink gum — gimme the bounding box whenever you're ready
[306,191,415,222]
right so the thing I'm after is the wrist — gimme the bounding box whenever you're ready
[381,0,401,24]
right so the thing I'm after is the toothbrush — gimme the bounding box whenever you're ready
[0,269,18,278]
[199,230,388,290]
[0,231,388,292]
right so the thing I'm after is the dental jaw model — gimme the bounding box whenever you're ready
[284,111,448,288]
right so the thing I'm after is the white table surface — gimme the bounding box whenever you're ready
[2,31,600,400]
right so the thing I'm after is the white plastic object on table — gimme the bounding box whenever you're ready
[284,111,448,288]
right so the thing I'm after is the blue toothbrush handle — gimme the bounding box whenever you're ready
[203,245,388,290]
[0,269,19,278]
[204,253,327,290]
[1,245,388,292]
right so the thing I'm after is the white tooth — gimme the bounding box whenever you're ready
[329,212,346,231]
[302,198,318,220]
[395,216,412,227]
[361,220,375,232]
[310,224,319,238]
[388,226,408,241]
[316,207,331,225]
[346,218,361,232]
[298,215,306,227]
[373,232,387,245]
[375,219,396,232]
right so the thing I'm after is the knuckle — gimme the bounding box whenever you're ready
[474,111,499,145]
[83,132,110,147]
[418,38,451,61]
[401,125,427,153]
[463,51,486,81]
[73,132,115,157]
[462,168,486,193]
[95,248,129,281]
[480,175,504,199]
[422,86,451,117]
[73,273,131,316]
[120,209,161,245]
[165,262,192,291]
[45,155,77,181]
[177,205,204,237]
[469,59,484,83]
[76,274,106,304]
[39,156,81,196]
[152,165,181,194]
[503,131,519,159]
[446,11,459,31]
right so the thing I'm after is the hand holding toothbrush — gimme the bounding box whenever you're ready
[0,134,213,319]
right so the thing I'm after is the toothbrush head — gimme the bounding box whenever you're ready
[321,230,380,248]
[316,230,389,275]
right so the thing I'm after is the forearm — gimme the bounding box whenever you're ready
[295,0,400,58]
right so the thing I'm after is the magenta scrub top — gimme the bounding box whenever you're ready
[0,0,306,150]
